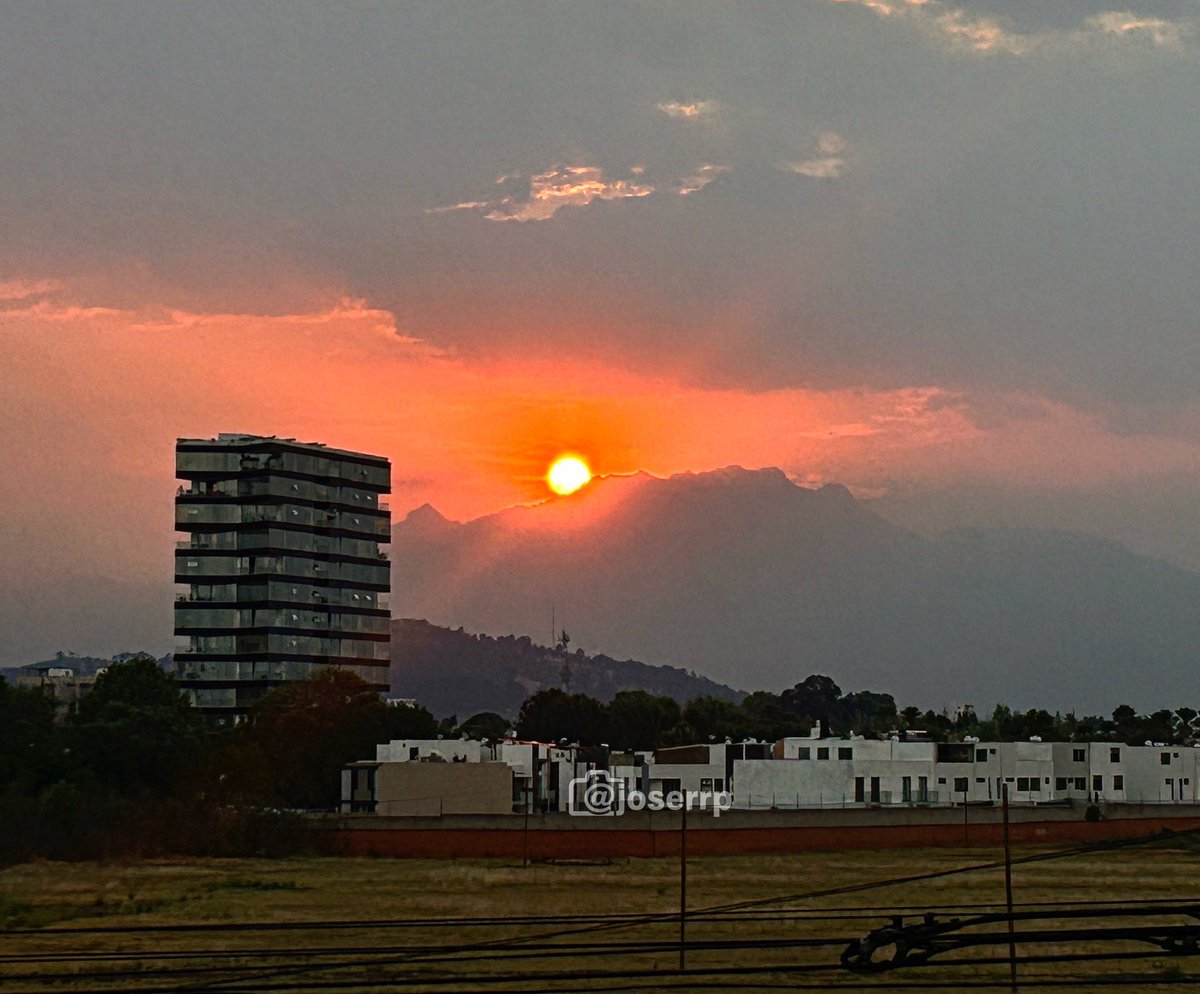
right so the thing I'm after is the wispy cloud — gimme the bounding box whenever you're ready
[829,0,1193,55]
[430,165,654,223]
[1085,12,1191,47]
[783,132,848,179]
[675,164,730,196]
[657,99,719,120]
[0,277,63,302]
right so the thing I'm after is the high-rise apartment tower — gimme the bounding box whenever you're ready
[174,434,391,717]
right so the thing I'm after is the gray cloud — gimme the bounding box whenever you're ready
[657,99,720,120]
[829,0,1194,55]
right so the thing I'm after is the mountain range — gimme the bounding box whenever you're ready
[391,467,1200,712]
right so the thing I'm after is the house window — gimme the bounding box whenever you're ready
[1114,775,1124,790]
[1073,748,1085,763]
[954,777,968,793]
[937,777,947,785]
[700,778,714,791]
[1093,775,1103,791]
[1161,753,1172,765]
[798,748,811,760]
[976,749,988,762]
[838,747,853,760]
[1017,777,1030,791]
[1110,747,1121,763]
[1056,777,1068,791]
[817,747,830,760]
[975,777,985,783]
[713,779,724,792]
[1074,777,1086,791]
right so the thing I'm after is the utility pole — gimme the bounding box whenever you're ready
[523,785,531,869]
[1002,784,1018,992]
[679,801,688,971]
[963,786,969,846]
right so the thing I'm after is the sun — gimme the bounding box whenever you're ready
[546,455,592,495]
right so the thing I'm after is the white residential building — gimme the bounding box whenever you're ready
[733,736,1200,809]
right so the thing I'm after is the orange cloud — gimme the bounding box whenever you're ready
[3,280,1198,554]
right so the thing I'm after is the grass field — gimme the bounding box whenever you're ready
[3,834,1200,993]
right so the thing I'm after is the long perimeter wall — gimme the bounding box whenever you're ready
[325,804,1200,859]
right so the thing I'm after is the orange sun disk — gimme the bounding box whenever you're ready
[547,455,592,495]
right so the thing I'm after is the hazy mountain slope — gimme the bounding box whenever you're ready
[391,467,1200,711]
[389,618,743,719]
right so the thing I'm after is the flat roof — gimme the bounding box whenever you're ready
[176,434,389,466]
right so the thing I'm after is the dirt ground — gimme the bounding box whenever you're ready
[2,837,1199,992]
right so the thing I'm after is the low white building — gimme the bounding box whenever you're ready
[732,736,1200,810]
[348,737,593,814]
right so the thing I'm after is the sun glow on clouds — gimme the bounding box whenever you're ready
[829,0,1193,55]
[4,280,1200,532]
[657,100,719,120]
[433,160,729,221]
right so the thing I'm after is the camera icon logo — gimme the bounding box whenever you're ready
[568,769,625,816]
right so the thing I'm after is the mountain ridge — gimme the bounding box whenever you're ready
[391,466,1200,712]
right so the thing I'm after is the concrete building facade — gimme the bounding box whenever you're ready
[174,433,391,717]
[735,736,1200,809]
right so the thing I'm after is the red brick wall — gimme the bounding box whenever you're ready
[332,815,1200,859]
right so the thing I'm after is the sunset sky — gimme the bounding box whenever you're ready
[1,1,1198,663]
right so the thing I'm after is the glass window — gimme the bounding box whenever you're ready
[1056,777,1068,790]
[1161,753,1172,765]
[1073,748,1085,763]
[1110,747,1121,763]
[1074,777,1086,791]
[797,747,811,760]
[838,747,853,760]
[1113,775,1124,790]
[1093,775,1103,791]
[954,777,968,793]
[976,749,988,762]
[817,747,830,760]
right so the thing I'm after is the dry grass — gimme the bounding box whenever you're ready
[2,837,1200,992]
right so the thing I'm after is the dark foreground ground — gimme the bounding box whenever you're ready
[3,836,1200,993]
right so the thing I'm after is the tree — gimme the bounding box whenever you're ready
[240,668,392,808]
[679,696,751,743]
[839,691,898,738]
[781,675,842,733]
[382,702,441,740]
[69,655,206,796]
[606,691,681,751]
[515,690,607,745]
[0,677,61,793]
[740,691,804,741]
[456,711,510,741]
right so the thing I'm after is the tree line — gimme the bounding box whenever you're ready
[3,659,1195,863]
[511,675,1200,751]
[0,657,440,863]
